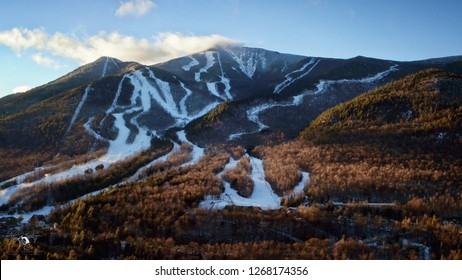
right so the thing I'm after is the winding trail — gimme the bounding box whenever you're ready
[230,64,399,140]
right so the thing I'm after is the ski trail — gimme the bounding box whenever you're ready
[194,51,232,101]
[124,142,180,184]
[199,155,282,210]
[129,70,153,112]
[93,74,129,145]
[110,57,119,68]
[179,81,220,120]
[230,64,399,140]
[64,86,91,137]
[182,56,199,71]
[144,69,184,120]
[274,58,319,94]
[0,69,158,210]
[107,75,128,113]
[179,82,192,116]
[0,168,42,189]
[102,57,120,77]
[177,130,204,166]
[247,104,274,130]
[221,76,232,100]
[229,103,287,140]
[0,205,55,223]
[101,57,109,77]
[83,117,105,141]
[304,64,400,97]
[189,101,221,120]
[217,51,233,100]
[194,51,216,82]
[248,155,280,207]
[104,113,129,160]
[206,83,224,100]
[0,183,30,205]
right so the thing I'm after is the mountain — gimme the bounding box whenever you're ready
[1,46,461,180]
[0,47,461,260]
[1,46,462,182]
[0,57,136,117]
[301,68,462,146]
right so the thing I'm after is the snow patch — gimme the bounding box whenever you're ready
[0,205,55,223]
[293,172,309,193]
[402,109,413,119]
[437,132,447,142]
[292,94,304,106]
[182,56,199,71]
[227,48,259,79]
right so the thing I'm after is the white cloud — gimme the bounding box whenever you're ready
[31,53,63,69]
[12,85,32,93]
[0,27,47,53]
[115,0,155,17]
[0,27,237,66]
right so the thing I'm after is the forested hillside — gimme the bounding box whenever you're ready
[1,69,460,260]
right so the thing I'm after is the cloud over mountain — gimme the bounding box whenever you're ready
[0,27,236,66]
[11,85,32,94]
[31,53,63,69]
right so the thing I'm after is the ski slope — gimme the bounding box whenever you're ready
[177,130,204,166]
[182,56,199,71]
[201,154,310,210]
[194,51,216,82]
[64,86,91,137]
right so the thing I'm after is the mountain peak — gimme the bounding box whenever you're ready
[93,56,123,64]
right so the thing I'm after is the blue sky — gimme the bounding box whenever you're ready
[1,0,461,98]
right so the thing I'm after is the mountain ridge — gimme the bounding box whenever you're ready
[1,46,461,182]
[0,48,461,260]
[301,68,462,146]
